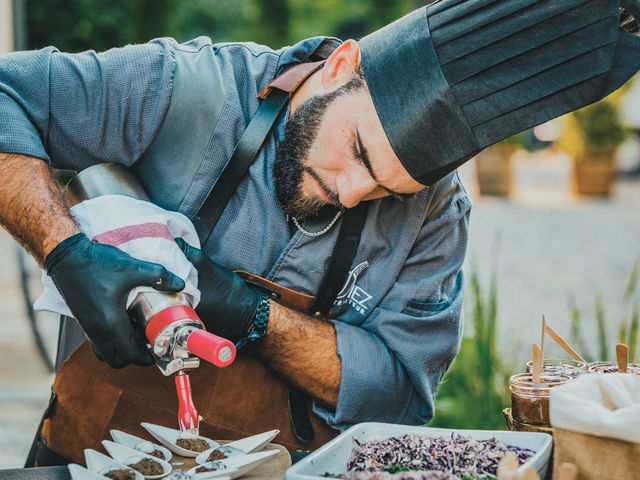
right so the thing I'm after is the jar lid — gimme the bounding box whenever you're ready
[588,361,640,375]
[525,358,587,378]
[509,372,572,396]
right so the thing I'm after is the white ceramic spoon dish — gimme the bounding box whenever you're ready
[141,422,218,458]
[194,445,245,465]
[184,461,237,480]
[188,450,280,479]
[84,448,144,480]
[110,429,173,462]
[195,429,280,465]
[68,464,110,480]
[103,440,172,479]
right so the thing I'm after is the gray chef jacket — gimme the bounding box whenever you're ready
[0,35,471,429]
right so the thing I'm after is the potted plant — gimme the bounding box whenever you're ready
[563,99,626,196]
[475,133,524,197]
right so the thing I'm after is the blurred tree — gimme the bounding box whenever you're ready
[26,0,252,51]
[368,0,412,31]
[28,0,143,51]
[257,0,290,47]
[132,0,178,45]
[26,0,420,52]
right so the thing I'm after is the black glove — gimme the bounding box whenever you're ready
[176,238,263,343]
[45,233,185,368]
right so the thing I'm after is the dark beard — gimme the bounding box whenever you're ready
[274,79,359,221]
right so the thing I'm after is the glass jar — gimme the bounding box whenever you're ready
[510,373,571,425]
[525,358,588,378]
[588,361,640,375]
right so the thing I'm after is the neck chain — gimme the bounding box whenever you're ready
[290,209,344,237]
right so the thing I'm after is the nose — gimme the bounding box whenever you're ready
[335,168,377,209]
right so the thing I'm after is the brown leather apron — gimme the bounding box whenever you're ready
[41,274,338,464]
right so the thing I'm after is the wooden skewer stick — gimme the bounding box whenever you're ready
[616,343,629,373]
[497,452,541,480]
[556,463,578,480]
[544,324,588,364]
[532,343,543,384]
[521,467,541,480]
[540,315,547,362]
[497,452,519,480]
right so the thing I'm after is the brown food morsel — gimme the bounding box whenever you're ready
[103,469,136,480]
[148,449,164,459]
[128,457,164,476]
[196,464,220,473]
[207,449,228,462]
[175,438,210,452]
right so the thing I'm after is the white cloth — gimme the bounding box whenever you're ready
[550,373,640,444]
[34,194,201,318]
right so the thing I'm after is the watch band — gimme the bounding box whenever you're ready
[235,293,271,350]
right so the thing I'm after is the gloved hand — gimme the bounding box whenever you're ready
[175,238,263,343]
[45,232,185,368]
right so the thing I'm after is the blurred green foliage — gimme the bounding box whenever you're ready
[569,258,640,363]
[26,0,421,52]
[430,262,512,431]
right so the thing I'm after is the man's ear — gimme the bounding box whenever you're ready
[320,40,362,92]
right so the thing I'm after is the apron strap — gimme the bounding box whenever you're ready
[193,88,289,244]
[193,60,326,244]
[288,202,368,445]
[309,202,369,317]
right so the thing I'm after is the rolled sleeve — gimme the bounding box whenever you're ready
[314,180,470,429]
[0,48,56,160]
[0,39,176,169]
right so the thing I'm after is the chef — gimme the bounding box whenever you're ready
[0,0,638,466]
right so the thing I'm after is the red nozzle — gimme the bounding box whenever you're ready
[186,328,236,368]
[175,372,199,433]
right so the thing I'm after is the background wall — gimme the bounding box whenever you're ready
[0,0,14,53]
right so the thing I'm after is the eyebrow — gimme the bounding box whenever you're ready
[355,129,413,200]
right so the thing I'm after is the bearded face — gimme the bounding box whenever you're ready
[273,66,422,220]
[274,77,362,221]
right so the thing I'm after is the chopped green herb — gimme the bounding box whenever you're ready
[387,464,411,473]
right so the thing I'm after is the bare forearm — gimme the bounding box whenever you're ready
[258,301,341,407]
[0,154,79,264]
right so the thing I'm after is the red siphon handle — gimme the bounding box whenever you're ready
[144,304,236,368]
[186,328,236,368]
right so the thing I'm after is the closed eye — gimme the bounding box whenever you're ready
[353,132,415,202]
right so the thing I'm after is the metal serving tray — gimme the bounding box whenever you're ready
[285,422,553,479]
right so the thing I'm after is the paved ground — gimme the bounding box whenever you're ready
[0,150,638,468]
[0,234,57,468]
[458,150,640,363]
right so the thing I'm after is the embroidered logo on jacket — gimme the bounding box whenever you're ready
[334,261,372,314]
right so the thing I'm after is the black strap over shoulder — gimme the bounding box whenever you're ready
[194,88,289,244]
[310,202,369,316]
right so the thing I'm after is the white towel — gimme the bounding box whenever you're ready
[34,194,201,318]
[550,373,640,444]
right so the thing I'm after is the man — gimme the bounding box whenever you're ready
[1,0,639,465]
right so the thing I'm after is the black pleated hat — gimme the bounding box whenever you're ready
[360,0,640,185]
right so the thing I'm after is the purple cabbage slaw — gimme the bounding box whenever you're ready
[338,433,534,479]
